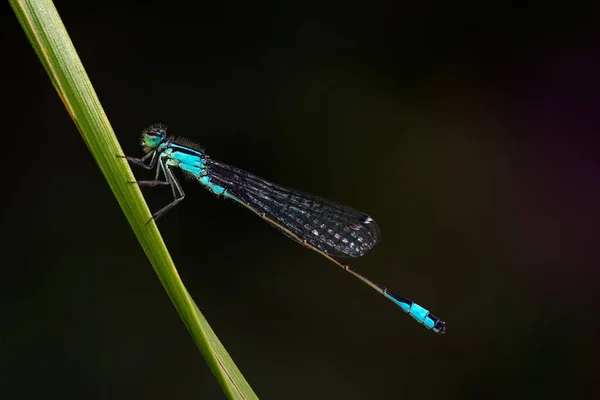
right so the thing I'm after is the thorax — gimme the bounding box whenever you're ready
[159,142,207,176]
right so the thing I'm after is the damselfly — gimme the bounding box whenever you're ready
[121,124,446,333]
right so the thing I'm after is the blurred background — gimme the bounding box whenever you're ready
[3,1,599,399]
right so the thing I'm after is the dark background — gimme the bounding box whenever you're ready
[3,1,600,399]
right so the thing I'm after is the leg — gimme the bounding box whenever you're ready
[147,165,186,224]
[118,150,157,170]
[132,180,170,187]
[130,158,169,187]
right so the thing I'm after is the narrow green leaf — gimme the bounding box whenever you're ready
[10,1,258,398]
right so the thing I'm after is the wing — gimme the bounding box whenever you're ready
[206,159,381,258]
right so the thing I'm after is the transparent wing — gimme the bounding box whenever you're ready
[206,159,381,258]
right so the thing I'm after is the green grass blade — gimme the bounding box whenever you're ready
[10,1,258,398]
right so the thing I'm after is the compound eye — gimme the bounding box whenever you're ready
[143,133,162,149]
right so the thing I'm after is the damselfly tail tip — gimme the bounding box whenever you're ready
[432,319,446,334]
[379,287,446,334]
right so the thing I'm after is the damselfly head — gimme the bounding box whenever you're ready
[141,124,167,152]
